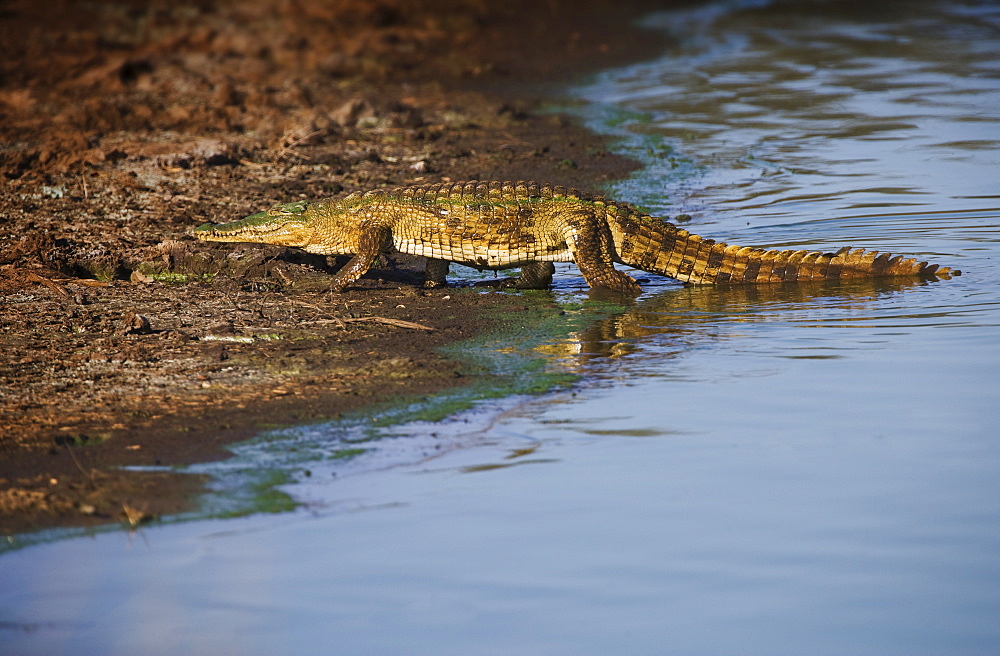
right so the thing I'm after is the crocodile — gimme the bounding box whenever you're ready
[194,180,960,293]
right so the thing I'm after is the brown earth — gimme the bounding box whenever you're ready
[0,0,677,537]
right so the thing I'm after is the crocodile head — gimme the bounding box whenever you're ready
[195,200,316,248]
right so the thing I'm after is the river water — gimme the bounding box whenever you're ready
[3,1,999,653]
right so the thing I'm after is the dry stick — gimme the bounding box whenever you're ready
[497,131,536,147]
[291,300,433,330]
[274,128,325,162]
[272,265,293,286]
[25,271,73,301]
[355,316,434,331]
[291,299,347,327]
[306,316,434,331]
[62,442,98,487]
[27,271,108,290]
[59,278,109,287]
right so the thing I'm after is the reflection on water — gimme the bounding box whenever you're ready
[539,276,942,372]
[3,1,1000,654]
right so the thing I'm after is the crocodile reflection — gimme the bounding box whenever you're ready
[533,276,937,370]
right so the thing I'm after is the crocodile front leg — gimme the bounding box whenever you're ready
[330,226,391,291]
[562,211,641,293]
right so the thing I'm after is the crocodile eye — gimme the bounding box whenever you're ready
[269,201,308,216]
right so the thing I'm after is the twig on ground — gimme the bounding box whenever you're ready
[274,128,325,162]
[305,316,434,331]
[24,272,73,301]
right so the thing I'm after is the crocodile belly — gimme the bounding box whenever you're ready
[393,235,572,270]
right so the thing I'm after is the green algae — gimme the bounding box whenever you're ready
[329,447,367,460]
[201,470,298,519]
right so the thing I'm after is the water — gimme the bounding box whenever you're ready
[3,1,1000,653]
[582,0,1000,229]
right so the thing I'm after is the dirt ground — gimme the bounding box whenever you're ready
[1,0,674,536]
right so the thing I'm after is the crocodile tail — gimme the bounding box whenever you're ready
[616,221,960,284]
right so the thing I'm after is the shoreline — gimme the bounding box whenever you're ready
[1,0,673,537]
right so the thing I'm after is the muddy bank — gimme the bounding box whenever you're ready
[1,0,673,537]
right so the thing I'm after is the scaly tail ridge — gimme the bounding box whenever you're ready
[623,223,959,283]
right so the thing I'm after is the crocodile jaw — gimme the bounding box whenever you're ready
[195,211,314,248]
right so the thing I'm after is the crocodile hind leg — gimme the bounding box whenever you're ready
[562,211,641,293]
[330,227,390,291]
[511,261,555,289]
[423,258,450,288]
[429,259,554,289]
[477,261,556,289]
